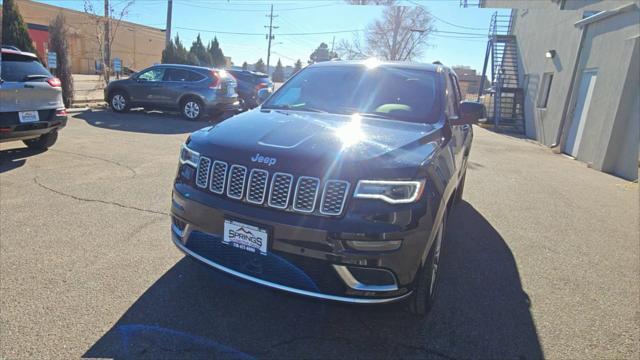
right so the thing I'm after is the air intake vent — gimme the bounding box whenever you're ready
[209,161,228,194]
[320,180,350,215]
[268,172,293,209]
[196,156,211,189]
[293,177,320,213]
[247,169,269,204]
[227,165,247,199]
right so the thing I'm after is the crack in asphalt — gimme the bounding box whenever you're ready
[50,149,137,177]
[33,177,168,216]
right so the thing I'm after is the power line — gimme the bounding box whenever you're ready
[174,26,365,36]
[174,1,337,12]
[407,0,489,31]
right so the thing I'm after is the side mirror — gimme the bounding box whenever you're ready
[451,101,485,125]
[257,88,271,104]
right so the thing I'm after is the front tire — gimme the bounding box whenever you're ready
[109,91,130,113]
[23,130,58,150]
[408,212,446,316]
[181,98,204,121]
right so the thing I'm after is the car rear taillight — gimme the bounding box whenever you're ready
[209,70,221,89]
[56,108,67,116]
[255,83,269,91]
[47,77,62,87]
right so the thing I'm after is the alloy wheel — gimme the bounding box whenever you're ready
[184,101,200,119]
[112,94,126,111]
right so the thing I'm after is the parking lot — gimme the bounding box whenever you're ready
[1,109,638,359]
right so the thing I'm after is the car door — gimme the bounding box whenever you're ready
[128,67,165,105]
[161,68,206,108]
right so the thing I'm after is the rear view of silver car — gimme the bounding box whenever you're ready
[0,47,67,150]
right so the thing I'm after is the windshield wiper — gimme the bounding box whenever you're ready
[23,74,49,81]
[263,104,327,113]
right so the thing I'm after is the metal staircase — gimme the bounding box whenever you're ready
[478,11,525,134]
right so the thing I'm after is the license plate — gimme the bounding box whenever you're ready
[19,111,39,123]
[223,220,268,255]
[226,86,235,97]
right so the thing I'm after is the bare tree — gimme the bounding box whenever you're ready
[83,0,134,85]
[337,5,433,62]
[366,6,433,61]
[335,34,368,60]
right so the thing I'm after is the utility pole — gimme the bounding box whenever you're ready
[165,0,173,47]
[331,36,335,53]
[104,0,110,82]
[265,4,278,75]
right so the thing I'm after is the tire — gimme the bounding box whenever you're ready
[408,212,446,316]
[181,98,204,121]
[23,130,58,150]
[109,91,130,113]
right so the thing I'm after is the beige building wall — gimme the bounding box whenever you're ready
[15,0,165,74]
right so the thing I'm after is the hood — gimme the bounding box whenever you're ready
[189,109,443,180]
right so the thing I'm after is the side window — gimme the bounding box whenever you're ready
[537,72,554,108]
[138,68,165,82]
[187,71,206,82]
[163,68,193,82]
[445,74,460,117]
[451,74,462,104]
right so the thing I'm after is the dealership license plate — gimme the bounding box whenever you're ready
[223,220,268,256]
[18,111,39,123]
[226,86,235,97]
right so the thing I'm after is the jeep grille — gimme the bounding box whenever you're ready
[195,156,349,216]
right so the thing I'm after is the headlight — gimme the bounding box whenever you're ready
[179,143,200,167]
[353,180,425,204]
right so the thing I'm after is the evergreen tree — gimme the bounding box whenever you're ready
[2,0,37,54]
[162,38,177,64]
[174,34,189,64]
[254,58,266,73]
[293,59,303,74]
[189,34,210,66]
[207,37,226,68]
[49,14,74,107]
[272,59,285,82]
[242,61,249,70]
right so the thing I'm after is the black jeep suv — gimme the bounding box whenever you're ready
[171,60,484,315]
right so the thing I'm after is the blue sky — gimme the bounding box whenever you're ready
[35,0,507,71]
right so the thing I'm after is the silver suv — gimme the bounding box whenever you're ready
[104,64,239,121]
[0,47,67,150]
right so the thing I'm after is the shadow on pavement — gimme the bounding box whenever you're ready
[74,109,231,135]
[84,201,542,359]
[0,147,46,174]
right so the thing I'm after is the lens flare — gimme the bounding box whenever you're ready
[335,113,364,147]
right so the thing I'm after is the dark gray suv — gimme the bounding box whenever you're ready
[105,64,239,120]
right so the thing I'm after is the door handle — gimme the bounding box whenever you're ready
[24,84,35,89]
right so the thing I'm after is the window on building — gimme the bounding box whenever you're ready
[537,72,554,108]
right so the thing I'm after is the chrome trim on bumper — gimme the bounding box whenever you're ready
[171,231,412,304]
[332,265,399,292]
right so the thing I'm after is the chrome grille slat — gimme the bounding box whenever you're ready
[292,176,320,213]
[195,156,211,189]
[320,180,350,216]
[268,172,294,209]
[209,161,228,194]
[247,169,269,204]
[227,165,247,199]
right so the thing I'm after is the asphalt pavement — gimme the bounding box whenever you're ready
[0,109,638,359]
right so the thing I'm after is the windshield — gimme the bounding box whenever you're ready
[263,65,442,123]
[1,53,51,82]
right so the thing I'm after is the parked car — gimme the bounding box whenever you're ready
[170,60,484,315]
[0,47,67,150]
[228,69,273,110]
[104,64,239,121]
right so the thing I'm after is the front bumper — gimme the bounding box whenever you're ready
[170,182,435,303]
